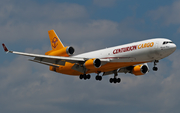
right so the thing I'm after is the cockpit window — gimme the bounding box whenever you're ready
[163,41,173,45]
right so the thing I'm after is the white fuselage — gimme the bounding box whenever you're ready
[74,38,176,63]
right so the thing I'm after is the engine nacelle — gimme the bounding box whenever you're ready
[84,58,101,69]
[132,64,149,76]
[45,46,75,57]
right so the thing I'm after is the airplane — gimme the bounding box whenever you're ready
[2,30,177,84]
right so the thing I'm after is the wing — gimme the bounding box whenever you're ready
[2,44,109,68]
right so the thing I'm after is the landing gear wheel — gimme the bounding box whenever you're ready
[95,75,102,81]
[117,78,121,83]
[97,76,101,81]
[114,79,117,84]
[95,76,99,80]
[87,74,91,79]
[109,78,121,84]
[79,74,91,80]
[79,74,83,79]
[83,74,87,80]
[153,60,159,71]
[110,78,113,83]
[153,67,158,71]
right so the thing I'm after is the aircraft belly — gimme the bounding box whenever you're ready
[86,61,148,73]
[55,61,149,75]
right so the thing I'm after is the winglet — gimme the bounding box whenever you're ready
[2,43,9,52]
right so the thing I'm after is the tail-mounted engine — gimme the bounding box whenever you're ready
[132,64,149,76]
[45,46,75,57]
[84,58,101,70]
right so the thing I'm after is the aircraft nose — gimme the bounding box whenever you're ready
[169,43,176,52]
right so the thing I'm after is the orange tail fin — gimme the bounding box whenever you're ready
[48,29,64,50]
[45,30,75,57]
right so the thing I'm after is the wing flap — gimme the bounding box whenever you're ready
[71,63,85,73]
[34,57,66,66]
[29,59,59,67]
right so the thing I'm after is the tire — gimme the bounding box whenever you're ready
[79,75,83,79]
[153,67,158,71]
[99,76,102,81]
[117,78,121,83]
[114,78,117,84]
[83,74,87,80]
[95,76,99,80]
[110,78,113,83]
[87,74,91,79]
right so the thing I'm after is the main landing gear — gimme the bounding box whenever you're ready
[95,73,102,81]
[153,60,159,71]
[109,71,121,84]
[79,74,91,80]
[79,72,121,84]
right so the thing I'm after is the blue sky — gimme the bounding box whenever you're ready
[1,0,180,113]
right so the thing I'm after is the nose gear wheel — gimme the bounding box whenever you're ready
[153,60,159,71]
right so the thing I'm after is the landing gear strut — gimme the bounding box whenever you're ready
[109,71,121,84]
[79,74,91,80]
[153,60,159,71]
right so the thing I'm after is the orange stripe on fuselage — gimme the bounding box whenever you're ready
[53,61,149,76]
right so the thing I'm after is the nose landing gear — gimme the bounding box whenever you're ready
[153,60,159,71]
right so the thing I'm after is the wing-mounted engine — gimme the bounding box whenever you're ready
[117,63,149,76]
[132,64,149,76]
[45,46,75,57]
[84,58,101,70]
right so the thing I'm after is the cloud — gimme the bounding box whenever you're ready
[0,0,120,49]
[93,0,117,7]
[149,0,180,25]
[0,0,153,50]
[0,1,88,23]
[55,20,120,41]
[0,1,88,43]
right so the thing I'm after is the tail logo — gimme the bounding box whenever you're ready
[52,37,58,48]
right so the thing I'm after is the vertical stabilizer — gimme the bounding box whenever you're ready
[48,30,64,50]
